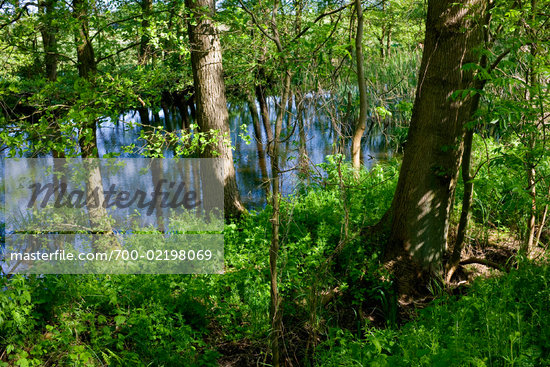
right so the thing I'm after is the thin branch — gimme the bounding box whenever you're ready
[238,0,278,45]
[291,1,353,43]
[0,3,38,30]
[459,257,507,271]
[96,41,141,63]
[488,48,511,73]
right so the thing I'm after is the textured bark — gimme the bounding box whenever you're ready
[73,0,96,79]
[138,0,152,65]
[351,0,367,170]
[39,0,58,81]
[185,0,245,219]
[386,0,486,296]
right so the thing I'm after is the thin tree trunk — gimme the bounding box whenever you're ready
[256,83,274,150]
[446,129,474,282]
[351,0,368,171]
[247,93,270,196]
[524,1,538,256]
[40,0,58,81]
[296,90,308,175]
[526,165,537,255]
[386,25,392,58]
[534,184,549,248]
[269,71,291,367]
[39,0,65,160]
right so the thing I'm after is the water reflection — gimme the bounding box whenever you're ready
[95,96,395,209]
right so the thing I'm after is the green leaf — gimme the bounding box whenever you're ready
[114,315,126,326]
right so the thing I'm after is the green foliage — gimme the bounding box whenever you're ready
[315,262,550,366]
[0,158,400,365]
[464,135,550,238]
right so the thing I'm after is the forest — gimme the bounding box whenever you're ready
[0,0,549,365]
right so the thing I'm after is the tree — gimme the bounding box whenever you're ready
[185,0,245,219]
[351,0,368,171]
[385,0,487,297]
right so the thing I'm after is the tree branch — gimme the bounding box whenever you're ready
[291,1,354,43]
[237,0,279,45]
[96,42,141,63]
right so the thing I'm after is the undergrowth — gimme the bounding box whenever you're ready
[1,154,549,366]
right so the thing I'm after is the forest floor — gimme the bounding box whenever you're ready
[450,223,548,285]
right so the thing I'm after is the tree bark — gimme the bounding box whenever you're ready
[39,0,65,160]
[351,0,367,171]
[256,83,274,150]
[524,0,538,257]
[269,73,290,367]
[296,90,308,175]
[386,0,487,297]
[73,0,96,80]
[39,0,58,81]
[185,0,245,219]
[138,0,152,65]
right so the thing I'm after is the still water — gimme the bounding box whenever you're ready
[96,96,395,209]
[0,95,396,267]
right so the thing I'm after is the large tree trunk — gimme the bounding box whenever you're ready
[351,0,368,171]
[386,0,486,297]
[185,0,245,219]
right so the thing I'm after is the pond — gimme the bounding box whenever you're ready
[95,95,396,209]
